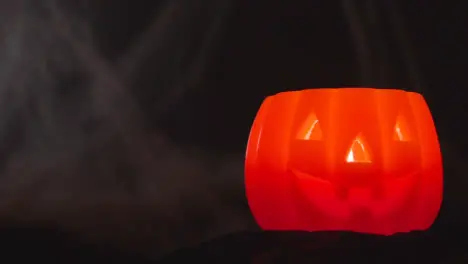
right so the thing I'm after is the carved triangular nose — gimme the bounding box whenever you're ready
[346,135,372,163]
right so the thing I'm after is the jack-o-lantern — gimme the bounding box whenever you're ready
[245,88,443,235]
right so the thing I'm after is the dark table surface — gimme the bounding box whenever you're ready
[1,208,466,264]
[160,232,464,264]
[160,201,468,263]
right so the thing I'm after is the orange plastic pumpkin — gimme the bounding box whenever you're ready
[245,88,443,235]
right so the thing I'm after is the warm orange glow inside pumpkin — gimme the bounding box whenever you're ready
[297,112,322,140]
[245,88,443,235]
[393,115,411,142]
[346,135,371,163]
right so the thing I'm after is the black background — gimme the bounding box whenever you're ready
[1,1,467,263]
[160,1,468,263]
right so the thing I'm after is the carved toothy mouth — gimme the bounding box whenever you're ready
[291,169,417,220]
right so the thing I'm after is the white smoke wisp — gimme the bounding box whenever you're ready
[0,0,255,257]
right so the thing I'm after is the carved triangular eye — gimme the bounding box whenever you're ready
[393,114,411,142]
[346,135,372,163]
[296,112,322,140]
